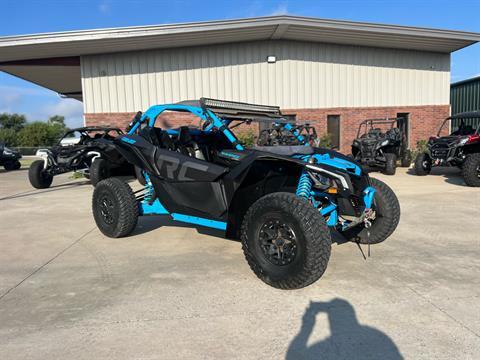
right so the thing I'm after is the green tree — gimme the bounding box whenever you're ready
[48,115,66,127]
[17,122,65,147]
[0,113,26,132]
[0,128,19,146]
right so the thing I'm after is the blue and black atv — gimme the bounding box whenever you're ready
[92,98,400,289]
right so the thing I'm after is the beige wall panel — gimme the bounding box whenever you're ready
[81,40,450,113]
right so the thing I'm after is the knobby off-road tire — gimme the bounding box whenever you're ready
[343,178,400,245]
[90,158,110,187]
[92,178,138,238]
[383,153,397,175]
[462,153,480,187]
[28,160,53,189]
[4,160,21,171]
[400,153,412,167]
[241,192,332,290]
[414,153,431,176]
[134,166,146,186]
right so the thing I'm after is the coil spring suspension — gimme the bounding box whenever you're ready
[144,173,154,203]
[296,171,313,199]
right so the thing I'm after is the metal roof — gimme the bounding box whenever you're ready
[1,15,479,101]
[451,75,480,87]
[1,15,479,62]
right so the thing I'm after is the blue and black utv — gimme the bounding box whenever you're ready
[92,98,400,289]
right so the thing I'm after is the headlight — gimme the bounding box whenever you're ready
[379,140,389,147]
[306,164,349,190]
[3,149,13,155]
[457,137,469,146]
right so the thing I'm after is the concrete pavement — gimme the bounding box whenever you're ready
[0,167,479,359]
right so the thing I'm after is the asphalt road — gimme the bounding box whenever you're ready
[0,166,479,359]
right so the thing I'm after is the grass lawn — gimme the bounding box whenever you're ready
[20,158,35,168]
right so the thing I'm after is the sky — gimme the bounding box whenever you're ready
[1,0,479,128]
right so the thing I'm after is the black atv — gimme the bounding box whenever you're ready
[414,111,480,187]
[92,98,400,289]
[351,118,410,175]
[28,127,134,189]
[257,122,318,146]
[0,143,22,171]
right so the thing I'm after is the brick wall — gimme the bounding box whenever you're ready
[85,104,449,153]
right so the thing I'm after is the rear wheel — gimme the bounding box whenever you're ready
[400,151,412,167]
[4,160,21,171]
[28,160,53,189]
[92,178,138,238]
[414,152,431,176]
[90,158,110,187]
[383,153,397,175]
[462,153,480,187]
[241,192,331,289]
[342,178,400,245]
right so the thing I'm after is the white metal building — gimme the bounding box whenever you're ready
[1,16,479,150]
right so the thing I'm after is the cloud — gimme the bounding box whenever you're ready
[0,85,84,128]
[269,2,289,16]
[37,99,84,128]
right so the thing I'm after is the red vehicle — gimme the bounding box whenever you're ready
[414,111,480,187]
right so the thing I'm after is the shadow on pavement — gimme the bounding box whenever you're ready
[406,167,466,186]
[286,299,403,360]
[0,180,91,201]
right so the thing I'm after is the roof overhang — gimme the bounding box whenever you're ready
[1,15,479,100]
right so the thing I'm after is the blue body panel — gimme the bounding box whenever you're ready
[171,213,227,230]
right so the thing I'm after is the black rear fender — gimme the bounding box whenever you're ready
[113,135,158,175]
[226,158,303,239]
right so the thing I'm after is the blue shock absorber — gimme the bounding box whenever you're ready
[143,172,154,203]
[296,171,313,199]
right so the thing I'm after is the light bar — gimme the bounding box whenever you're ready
[201,97,281,115]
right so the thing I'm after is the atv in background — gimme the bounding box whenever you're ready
[351,118,410,175]
[0,143,21,171]
[92,98,400,289]
[28,127,134,189]
[257,122,318,146]
[414,111,480,187]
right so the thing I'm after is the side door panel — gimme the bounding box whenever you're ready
[153,148,229,218]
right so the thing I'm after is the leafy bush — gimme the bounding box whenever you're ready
[317,133,333,149]
[0,128,19,146]
[409,139,429,161]
[18,122,65,147]
[237,130,256,147]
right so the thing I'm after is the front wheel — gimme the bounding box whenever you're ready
[28,160,53,189]
[414,153,431,176]
[383,153,397,175]
[241,192,332,289]
[92,178,139,238]
[4,160,21,171]
[342,178,400,244]
[462,153,480,187]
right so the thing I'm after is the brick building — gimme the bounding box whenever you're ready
[1,16,479,151]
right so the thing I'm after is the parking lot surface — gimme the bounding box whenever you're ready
[0,166,479,359]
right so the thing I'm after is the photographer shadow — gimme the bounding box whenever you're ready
[286,298,403,360]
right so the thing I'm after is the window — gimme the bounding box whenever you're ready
[327,115,340,149]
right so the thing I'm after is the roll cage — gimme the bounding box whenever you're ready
[437,112,480,137]
[356,118,402,139]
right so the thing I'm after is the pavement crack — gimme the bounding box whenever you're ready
[0,227,96,302]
